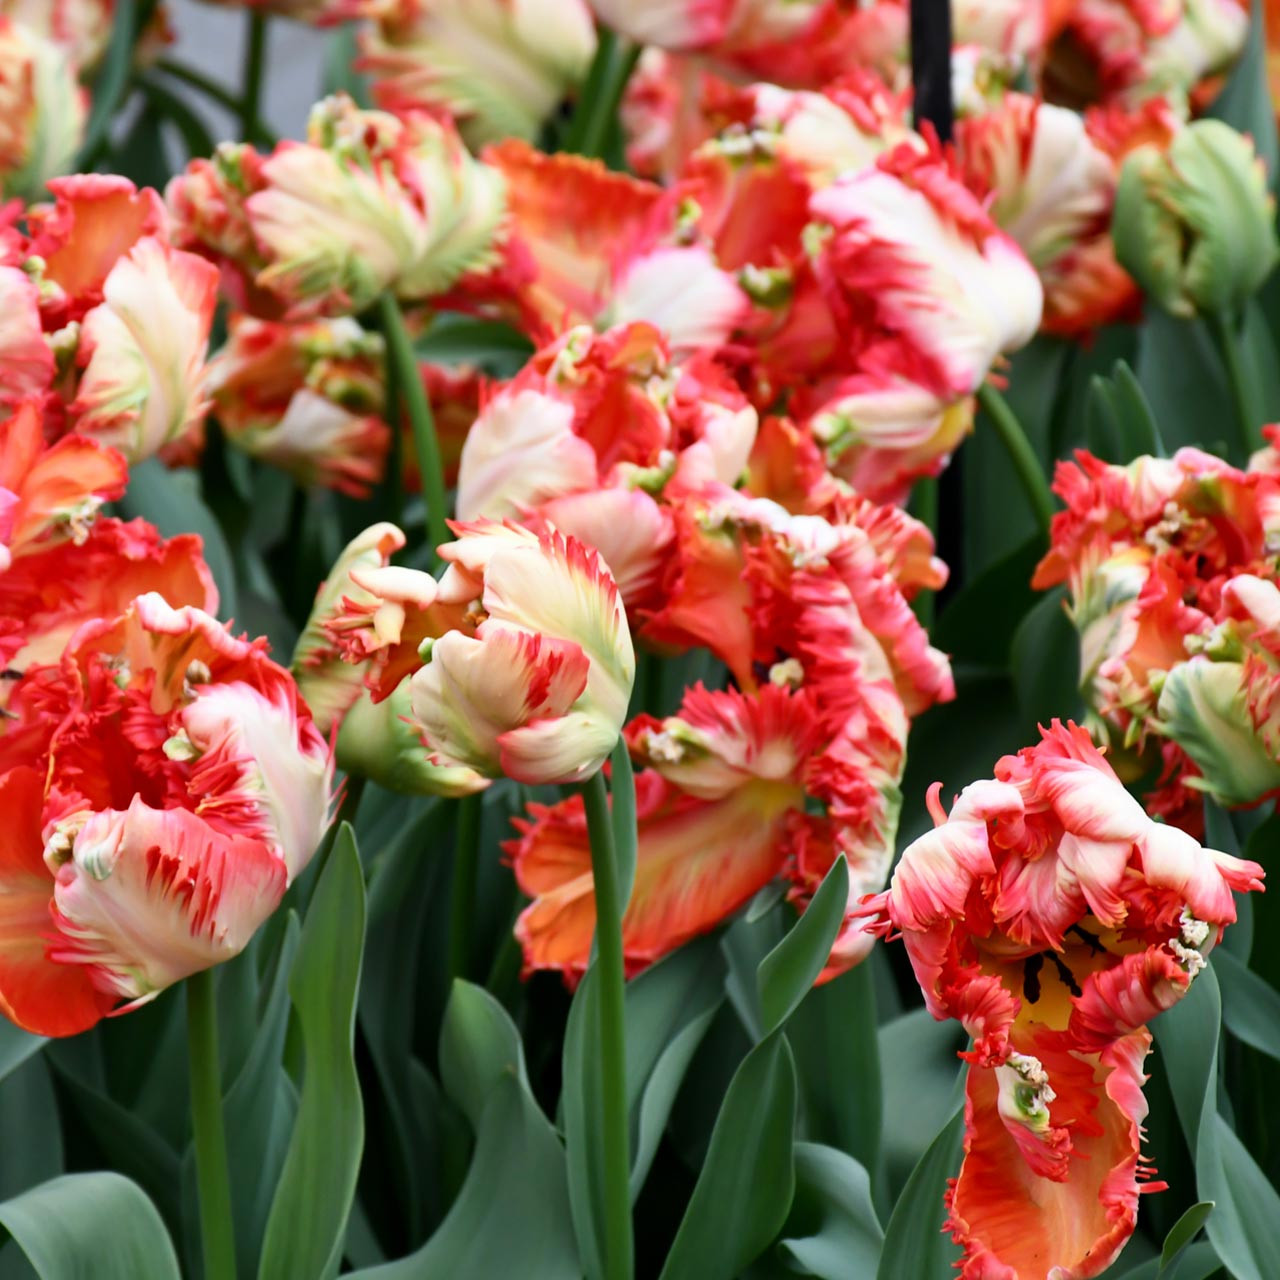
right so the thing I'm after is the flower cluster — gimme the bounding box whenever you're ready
[0,193,332,1038]
[1035,443,1280,824]
[1,176,218,464]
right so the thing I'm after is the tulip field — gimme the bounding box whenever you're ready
[10,1,1280,1278]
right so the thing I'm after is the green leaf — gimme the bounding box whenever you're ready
[258,827,367,1280]
[1136,312,1234,458]
[1085,362,1165,461]
[1154,963,1280,1280]
[1010,588,1083,734]
[222,915,302,1280]
[0,1057,61,1200]
[1214,947,1280,1060]
[1108,1240,1223,1280]
[74,0,136,171]
[119,461,239,621]
[610,739,638,910]
[0,1024,43,1089]
[348,1074,579,1280]
[0,1173,179,1279]
[658,1031,797,1280]
[1159,1201,1214,1274]
[777,1144,882,1279]
[789,961,882,1198]
[438,980,529,1130]
[757,857,848,1036]
[933,536,1044,665]
[875,1108,964,1280]
[624,940,725,1196]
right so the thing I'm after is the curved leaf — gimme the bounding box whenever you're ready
[777,1143,883,1280]
[438,980,529,1130]
[757,856,848,1037]
[258,827,367,1280]
[658,1031,797,1280]
[1154,963,1280,1280]
[875,1108,964,1280]
[1159,1201,1214,1273]
[1213,947,1280,1060]
[0,1173,179,1280]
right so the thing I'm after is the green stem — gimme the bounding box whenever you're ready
[582,767,634,1280]
[240,12,269,147]
[378,294,450,564]
[564,29,640,160]
[187,970,237,1280]
[977,382,1054,537]
[156,59,277,146]
[1205,310,1262,460]
[448,794,483,984]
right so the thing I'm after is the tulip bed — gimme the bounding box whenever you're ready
[7,2,1280,1279]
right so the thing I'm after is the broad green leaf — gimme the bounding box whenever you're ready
[119,461,239,621]
[1159,1202,1214,1273]
[74,0,135,170]
[416,315,535,376]
[0,1174,179,1280]
[46,1065,183,1240]
[1108,1240,1223,1280]
[0,1057,61,1199]
[610,740,638,911]
[933,537,1044,666]
[722,903,789,1042]
[658,1031,797,1280]
[624,940,725,1195]
[222,915,302,1280]
[1010,588,1083,734]
[348,1074,579,1280]
[1085,362,1164,462]
[258,827,367,1280]
[0,1025,43,1089]
[1154,963,1280,1280]
[789,961,882,1197]
[757,857,848,1036]
[874,1108,964,1280]
[438,980,529,1129]
[1136,312,1235,459]
[1214,947,1280,1060]
[777,1144,882,1279]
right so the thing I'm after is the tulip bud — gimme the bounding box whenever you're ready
[292,522,406,734]
[335,683,488,797]
[1154,656,1280,806]
[1113,119,1279,319]
[0,19,86,202]
[408,522,635,785]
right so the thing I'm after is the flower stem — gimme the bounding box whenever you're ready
[977,382,1054,537]
[1205,310,1262,460]
[378,293,450,565]
[564,29,640,160]
[581,766,634,1280]
[448,794,483,984]
[156,58,277,146]
[187,969,237,1280]
[240,12,268,147]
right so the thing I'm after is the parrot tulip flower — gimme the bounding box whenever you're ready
[511,681,901,982]
[0,592,332,1036]
[167,95,507,320]
[361,0,598,148]
[409,521,636,785]
[864,721,1263,1280]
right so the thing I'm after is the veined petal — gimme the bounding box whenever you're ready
[50,799,287,1002]
[0,766,114,1037]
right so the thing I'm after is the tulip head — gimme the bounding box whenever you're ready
[1113,119,1279,319]
[409,523,635,785]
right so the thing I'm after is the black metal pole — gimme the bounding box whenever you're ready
[910,0,954,142]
